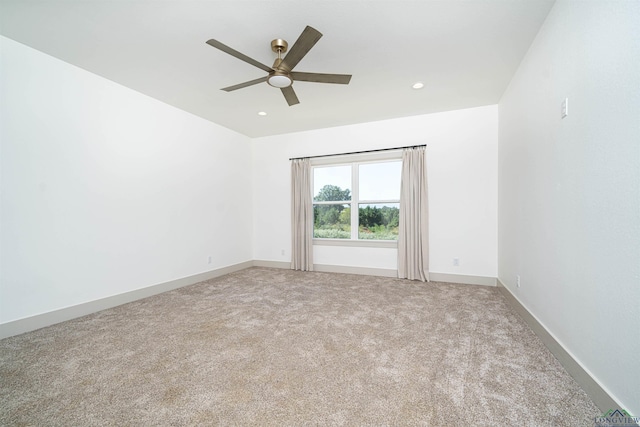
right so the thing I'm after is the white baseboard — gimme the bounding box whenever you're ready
[497,279,619,413]
[252,260,397,277]
[0,260,253,340]
[252,260,291,269]
[253,260,496,286]
[313,263,398,277]
[429,272,496,286]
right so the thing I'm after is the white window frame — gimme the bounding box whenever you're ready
[311,151,402,248]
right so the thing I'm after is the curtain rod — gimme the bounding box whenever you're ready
[289,144,426,161]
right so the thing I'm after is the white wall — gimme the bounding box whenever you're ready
[0,37,253,324]
[498,0,640,415]
[252,105,498,278]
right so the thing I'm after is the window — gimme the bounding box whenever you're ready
[312,157,402,242]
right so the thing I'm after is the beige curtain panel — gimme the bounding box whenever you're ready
[398,146,429,281]
[290,158,314,271]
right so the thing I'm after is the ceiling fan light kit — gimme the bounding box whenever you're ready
[267,72,293,88]
[206,26,352,106]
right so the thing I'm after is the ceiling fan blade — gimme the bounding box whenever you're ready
[206,39,273,73]
[291,72,352,85]
[221,76,268,92]
[281,86,300,106]
[280,26,323,72]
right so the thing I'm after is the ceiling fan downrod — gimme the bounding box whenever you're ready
[268,38,292,88]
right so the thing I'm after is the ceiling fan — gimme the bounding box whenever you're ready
[206,26,352,106]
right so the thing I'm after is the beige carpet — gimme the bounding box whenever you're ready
[1,267,600,426]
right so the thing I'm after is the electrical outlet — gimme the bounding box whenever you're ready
[516,275,521,288]
[453,258,460,267]
[208,256,212,264]
[281,249,285,256]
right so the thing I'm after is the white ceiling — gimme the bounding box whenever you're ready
[0,0,555,138]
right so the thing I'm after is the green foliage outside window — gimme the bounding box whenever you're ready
[313,204,350,239]
[313,184,399,240]
[358,205,399,240]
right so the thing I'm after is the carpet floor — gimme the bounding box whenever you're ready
[1,267,600,426]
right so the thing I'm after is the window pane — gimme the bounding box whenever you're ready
[358,203,399,240]
[359,161,401,201]
[314,166,351,201]
[314,204,351,239]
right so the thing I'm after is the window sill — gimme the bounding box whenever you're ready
[313,238,398,248]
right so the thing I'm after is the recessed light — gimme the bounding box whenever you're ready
[412,82,424,90]
[258,111,267,116]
